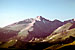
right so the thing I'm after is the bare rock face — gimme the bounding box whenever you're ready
[18,16,64,42]
[29,16,63,37]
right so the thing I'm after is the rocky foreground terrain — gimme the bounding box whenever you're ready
[0,16,75,50]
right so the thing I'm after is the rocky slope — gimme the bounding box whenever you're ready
[0,16,75,50]
[4,18,34,31]
[0,28,18,42]
[1,16,75,42]
[17,16,64,41]
[17,16,75,42]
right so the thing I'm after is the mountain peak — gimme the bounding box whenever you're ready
[64,19,75,24]
[35,16,44,21]
[37,16,43,19]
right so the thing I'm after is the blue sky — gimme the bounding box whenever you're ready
[0,0,75,27]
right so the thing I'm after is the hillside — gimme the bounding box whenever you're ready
[0,16,75,50]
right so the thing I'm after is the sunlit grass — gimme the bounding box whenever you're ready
[44,41,75,50]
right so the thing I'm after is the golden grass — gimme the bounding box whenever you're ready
[44,41,75,50]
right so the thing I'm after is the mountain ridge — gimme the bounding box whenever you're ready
[0,16,75,42]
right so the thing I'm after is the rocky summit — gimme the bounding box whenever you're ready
[0,16,75,50]
[0,16,75,42]
[17,16,64,41]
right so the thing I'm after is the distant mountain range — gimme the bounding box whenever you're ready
[0,16,75,49]
[0,16,75,42]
